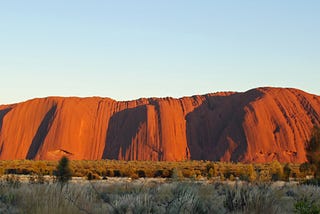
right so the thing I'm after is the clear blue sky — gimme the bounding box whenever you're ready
[1,1,319,104]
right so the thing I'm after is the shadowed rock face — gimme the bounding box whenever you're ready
[0,87,319,162]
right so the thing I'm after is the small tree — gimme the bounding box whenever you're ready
[306,126,320,178]
[55,156,72,185]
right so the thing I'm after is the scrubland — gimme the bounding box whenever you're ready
[0,160,307,181]
[0,160,319,214]
[0,177,320,214]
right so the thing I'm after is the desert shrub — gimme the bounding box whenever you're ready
[206,162,215,171]
[182,169,194,178]
[0,192,20,213]
[223,167,233,180]
[87,172,100,180]
[294,198,320,214]
[130,173,139,180]
[137,170,146,178]
[5,169,18,174]
[229,174,236,181]
[113,170,121,177]
[219,172,226,181]
[206,163,216,178]
[290,184,320,214]
[121,167,138,179]
[300,163,316,177]
[240,164,257,182]
[154,169,163,177]
[223,183,279,213]
[105,169,114,177]
[162,169,171,178]
[283,163,292,181]
[0,168,4,176]
[207,168,215,179]
[28,173,46,184]
[302,178,320,186]
[270,161,283,181]
[170,168,183,180]
[194,169,202,177]
[143,168,155,178]
[165,183,205,213]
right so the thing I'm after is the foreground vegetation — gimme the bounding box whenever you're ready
[0,177,320,214]
[1,158,320,213]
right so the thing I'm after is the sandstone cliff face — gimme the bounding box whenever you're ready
[0,87,319,162]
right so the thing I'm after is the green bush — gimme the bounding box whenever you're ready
[294,198,320,214]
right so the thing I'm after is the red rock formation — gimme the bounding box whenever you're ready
[0,87,319,162]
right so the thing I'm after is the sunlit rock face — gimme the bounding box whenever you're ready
[0,87,319,163]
